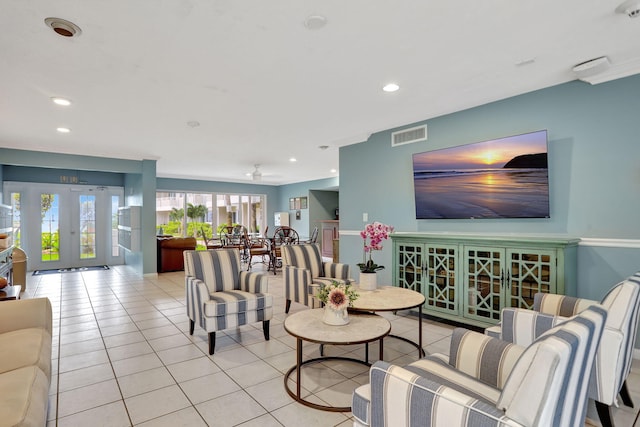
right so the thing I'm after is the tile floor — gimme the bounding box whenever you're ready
[17,264,640,426]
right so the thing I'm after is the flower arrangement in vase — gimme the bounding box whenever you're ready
[317,281,358,325]
[357,222,394,290]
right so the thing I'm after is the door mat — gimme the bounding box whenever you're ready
[33,265,110,275]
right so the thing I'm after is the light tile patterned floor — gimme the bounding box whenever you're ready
[18,264,640,426]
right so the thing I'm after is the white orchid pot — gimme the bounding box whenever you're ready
[359,272,378,291]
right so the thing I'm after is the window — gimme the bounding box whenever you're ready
[156,191,266,247]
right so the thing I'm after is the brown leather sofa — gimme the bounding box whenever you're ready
[157,237,197,272]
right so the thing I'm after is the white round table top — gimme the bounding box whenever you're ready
[284,308,390,345]
[351,285,425,312]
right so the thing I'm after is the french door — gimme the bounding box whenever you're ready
[3,182,123,271]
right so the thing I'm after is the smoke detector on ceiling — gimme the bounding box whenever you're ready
[616,0,640,17]
[572,56,610,78]
[44,17,82,37]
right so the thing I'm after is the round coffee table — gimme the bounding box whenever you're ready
[351,285,426,357]
[283,308,391,412]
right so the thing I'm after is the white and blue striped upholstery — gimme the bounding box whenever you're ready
[184,249,273,354]
[485,307,565,345]
[352,305,607,427]
[281,244,351,312]
[448,328,525,390]
[486,273,640,427]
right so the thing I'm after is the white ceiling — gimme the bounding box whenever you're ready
[1,1,639,185]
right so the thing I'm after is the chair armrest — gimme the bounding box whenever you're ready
[185,276,212,300]
[367,361,516,427]
[484,325,501,339]
[494,308,565,346]
[284,265,312,285]
[449,328,525,389]
[322,262,351,281]
[0,297,52,335]
[592,326,626,404]
[238,271,268,293]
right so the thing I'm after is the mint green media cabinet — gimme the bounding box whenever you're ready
[392,233,579,328]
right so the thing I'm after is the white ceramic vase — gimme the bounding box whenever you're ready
[359,272,378,291]
[322,306,350,326]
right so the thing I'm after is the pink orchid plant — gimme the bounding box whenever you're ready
[357,221,394,273]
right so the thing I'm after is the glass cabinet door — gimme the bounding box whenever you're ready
[424,244,458,315]
[464,246,504,323]
[507,249,556,309]
[396,243,423,294]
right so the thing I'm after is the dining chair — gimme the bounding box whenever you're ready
[304,226,319,244]
[200,226,222,249]
[244,229,271,271]
[267,226,299,275]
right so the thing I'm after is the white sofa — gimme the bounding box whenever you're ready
[0,297,53,427]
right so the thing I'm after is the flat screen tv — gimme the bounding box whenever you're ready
[412,130,550,219]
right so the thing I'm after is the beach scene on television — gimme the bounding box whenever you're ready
[412,130,550,219]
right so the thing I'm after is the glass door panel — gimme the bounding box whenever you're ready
[79,194,96,260]
[41,193,60,262]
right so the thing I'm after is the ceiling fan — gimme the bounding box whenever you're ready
[251,164,262,182]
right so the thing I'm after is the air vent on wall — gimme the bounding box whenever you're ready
[391,125,427,147]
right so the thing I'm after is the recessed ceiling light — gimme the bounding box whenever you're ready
[44,17,82,38]
[383,83,400,92]
[52,97,72,106]
[289,157,297,162]
[330,169,337,173]
[304,15,327,30]
[318,145,329,150]
[56,127,71,133]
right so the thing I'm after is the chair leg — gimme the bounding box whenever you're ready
[285,299,292,313]
[208,332,216,355]
[262,320,270,341]
[189,319,195,335]
[595,401,614,427]
[620,380,634,408]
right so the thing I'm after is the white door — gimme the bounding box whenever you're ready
[3,182,124,271]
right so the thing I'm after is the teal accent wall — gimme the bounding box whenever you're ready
[340,75,640,298]
[3,165,125,186]
[278,177,339,238]
[309,189,339,237]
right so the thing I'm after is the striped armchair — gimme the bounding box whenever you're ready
[352,305,607,427]
[485,273,640,427]
[184,249,273,354]
[281,243,351,313]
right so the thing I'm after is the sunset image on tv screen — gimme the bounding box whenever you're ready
[412,130,549,219]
